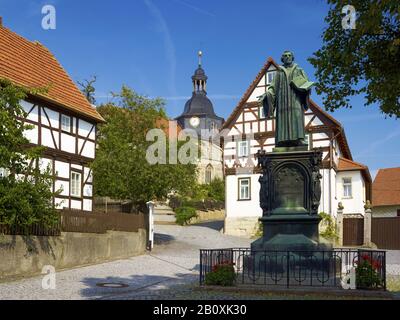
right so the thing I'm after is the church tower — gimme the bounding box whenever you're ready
[176,51,224,137]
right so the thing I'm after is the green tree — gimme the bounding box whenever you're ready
[0,79,59,230]
[309,0,400,117]
[92,86,197,212]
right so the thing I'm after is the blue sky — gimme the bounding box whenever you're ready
[1,0,399,177]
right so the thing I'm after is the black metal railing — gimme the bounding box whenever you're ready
[199,248,386,290]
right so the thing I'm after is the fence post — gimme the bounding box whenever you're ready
[363,200,372,247]
[146,201,155,251]
[336,202,344,247]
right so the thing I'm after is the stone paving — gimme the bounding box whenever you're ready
[0,221,251,300]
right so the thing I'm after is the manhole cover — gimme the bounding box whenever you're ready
[96,282,129,288]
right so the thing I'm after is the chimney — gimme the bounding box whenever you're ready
[0,17,2,26]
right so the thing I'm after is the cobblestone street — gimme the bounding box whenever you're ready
[1,222,399,300]
[0,222,251,300]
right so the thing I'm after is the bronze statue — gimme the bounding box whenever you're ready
[259,51,314,147]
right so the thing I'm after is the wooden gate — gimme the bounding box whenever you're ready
[343,217,364,246]
[372,217,400,250]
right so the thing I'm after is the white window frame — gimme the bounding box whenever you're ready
[71,171,82,198]
[342,177,352,198]
[61,114,72,133]
[238,178,251,200]
[237,141,249,158]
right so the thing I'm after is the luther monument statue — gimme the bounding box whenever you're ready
[259,51,314,147]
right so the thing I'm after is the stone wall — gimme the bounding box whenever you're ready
[189,209,225,224]
[0,229,147,281]
[223,217,259,238]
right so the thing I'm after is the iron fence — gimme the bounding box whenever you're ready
[199,248,386,290]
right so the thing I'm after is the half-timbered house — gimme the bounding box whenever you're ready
[0,21,104,211]
[222,57,372,237]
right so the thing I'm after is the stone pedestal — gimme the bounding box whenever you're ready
[336,205,344,247]
[363,204,372,247]
[251,148,331,252]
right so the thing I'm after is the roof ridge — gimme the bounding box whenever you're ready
[0,24,104,122]
[222,56,279,129]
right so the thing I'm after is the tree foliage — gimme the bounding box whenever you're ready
[309,0,400,117]
[78,75,97,105]
[0,79,58,229]
[92,86,197,212]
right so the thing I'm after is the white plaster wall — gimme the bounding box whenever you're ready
[23,125,38,144]
[21,101,38,122]
[71,200,81,210]
[55,180,69,196]
[83,184,93,197]
[336,171,365,214]
[81,141,95,159]
[84,167,92,183]
[55,161,69,179]
[39,158,52,173]
[225,174,262,218]
[41,128,56,149]
[61,133,75,153]
[78,119,95,140]
[71,164,82,170]
[55,198,68,209]
[83,199,92,211]
[45,108,59,128]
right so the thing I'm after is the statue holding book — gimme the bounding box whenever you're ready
[258,51,314,148]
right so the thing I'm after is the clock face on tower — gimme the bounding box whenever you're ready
[189,116,200,128]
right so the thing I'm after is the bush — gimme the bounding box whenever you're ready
[319,212,338,241]
[205,262,236,286]
[175,206,197,226]
[356,254,383,289]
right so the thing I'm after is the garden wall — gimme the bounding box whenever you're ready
[0,229,147,281]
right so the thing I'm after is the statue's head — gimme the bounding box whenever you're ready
[281,51,295,67]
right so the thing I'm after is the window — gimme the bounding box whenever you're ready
[238,178,251,200]
[237,141,249,158]
[343,178,352,198]
[397,209,400,217]
[61,114,71,132]
[205,165,213,184]
[71,171,81,197]
[266,71,276,85]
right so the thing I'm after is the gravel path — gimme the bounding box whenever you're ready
[0,222,251,300]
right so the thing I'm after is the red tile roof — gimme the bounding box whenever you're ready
[373,167,400,206]
[0,24,104,122]
[338,157,367,171]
